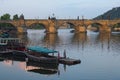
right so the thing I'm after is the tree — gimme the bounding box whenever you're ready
[0,13,11,20]
[13,14,19,20]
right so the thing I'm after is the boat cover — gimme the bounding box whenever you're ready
[27,46,58,54]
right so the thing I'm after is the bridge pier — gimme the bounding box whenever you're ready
[47,20,58,34]
[99,26,111,33]
[17,20,27,34]
[17,26,27,34]
[75,25,87,33]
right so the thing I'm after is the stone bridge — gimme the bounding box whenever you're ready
[0,19,120,34]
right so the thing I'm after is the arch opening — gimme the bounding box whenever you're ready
[0,23,17,37]
[87,23,103,32]
[28,23,46,30]
[57,22,75,29]
[66,22,75,29]
[112,23,120,32]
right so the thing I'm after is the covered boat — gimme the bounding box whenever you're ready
[26,46,58,64]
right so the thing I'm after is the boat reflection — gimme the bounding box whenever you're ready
[0,53,26,62]
[26,61,59,75]
[0,54,59,75]
[0,58,4,62]
[0,51,81,76]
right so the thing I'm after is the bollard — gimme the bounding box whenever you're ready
[63,49,66,58]
[58,52,60,60]
[25,58,28,62]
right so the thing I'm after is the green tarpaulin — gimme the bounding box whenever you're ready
[27,46,58,54]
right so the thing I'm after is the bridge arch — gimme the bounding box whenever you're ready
[57,21,76,29]
[0,20,28,34]
[0,22,18,37]
[112,23,120,31]
[66,22,75,28]
[0,23,17,32]
[87,23,103,32]
[28,23,46,30]
[25,21,49,33]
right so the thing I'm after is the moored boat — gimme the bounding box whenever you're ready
[26,54,58,64]
[25,46,59,64]
[0,38,26,51]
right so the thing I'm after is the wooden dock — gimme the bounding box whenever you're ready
[59,58,81,65]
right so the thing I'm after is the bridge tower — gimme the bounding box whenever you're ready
[17,14,27,34]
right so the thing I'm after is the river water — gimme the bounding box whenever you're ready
[0,29,120,80]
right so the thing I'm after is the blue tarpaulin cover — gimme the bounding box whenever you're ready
[27,46,58,54]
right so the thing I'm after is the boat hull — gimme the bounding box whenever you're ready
[27,54,58,64]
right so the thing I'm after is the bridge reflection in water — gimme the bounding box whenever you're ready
[26,29,119,52]
[43,33,59,48]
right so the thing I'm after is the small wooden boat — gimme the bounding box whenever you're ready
[26,46,81,65]
[26,54,58,64]
[25,46,59,64]
[70,30,75,33]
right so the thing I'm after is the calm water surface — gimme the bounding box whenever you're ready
[0,29,120,80]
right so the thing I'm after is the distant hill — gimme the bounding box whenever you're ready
[93,7,120,20]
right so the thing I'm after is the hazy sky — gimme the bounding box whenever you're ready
[0,0,120,19]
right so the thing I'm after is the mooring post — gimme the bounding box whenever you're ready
[58,69,60,76]
[63,49,66,58]
[25,57,28,62]
[58,52,60,60]
[64,64,66,72]
[52,53,54,56]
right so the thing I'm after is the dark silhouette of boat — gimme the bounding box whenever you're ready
[25,46,59,64]
[26,60,58,75]
[0,51,26,62]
